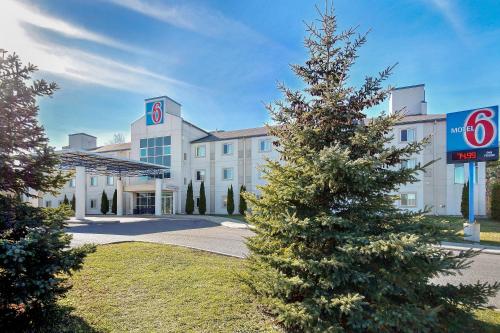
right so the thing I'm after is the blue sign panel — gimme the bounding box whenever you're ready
[446,106,499,163]
[145,100,164,126]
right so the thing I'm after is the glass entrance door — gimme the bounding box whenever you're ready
[161,192,173,215]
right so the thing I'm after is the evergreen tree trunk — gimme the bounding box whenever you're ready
[242,5,498,332]
[185,181,194,214]
[199,181,206,215]
[239,185,247,215]
[227,185,234,215]
[112,189,117,214]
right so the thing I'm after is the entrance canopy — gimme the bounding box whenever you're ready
[57,150,169,176]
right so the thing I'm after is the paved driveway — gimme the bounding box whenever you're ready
[67,216,252,258]
[68,216,500,308]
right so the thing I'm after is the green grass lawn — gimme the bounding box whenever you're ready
[425,216,500,246]
[49,243,280,333]
[42,242,499,332]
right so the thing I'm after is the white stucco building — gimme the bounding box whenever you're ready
[37,84,486,216]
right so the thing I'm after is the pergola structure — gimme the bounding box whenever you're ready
[57,150,169,219]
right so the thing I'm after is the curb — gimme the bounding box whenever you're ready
[438,242,500,255]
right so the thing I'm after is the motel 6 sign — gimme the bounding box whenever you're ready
[145,100,165,126]
[446,106,499,164]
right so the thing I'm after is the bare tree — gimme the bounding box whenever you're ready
[107,133,126,145]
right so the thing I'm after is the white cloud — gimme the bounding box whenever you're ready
[426,0,468,37]
[0,0,191,94]
[105,0,267,42]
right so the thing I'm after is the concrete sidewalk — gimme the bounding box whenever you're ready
[67,214,251,230]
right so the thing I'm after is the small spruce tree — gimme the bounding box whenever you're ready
[491,183,500,221]
[63,194,69,206]
[243,5,498,332]
[199,181,206,215]
[461,181,469,219]
[71,194,76,211]
[100,191,109,215]
[227,185,234,215]
[239,185,247,215]
[112,189,117,214]
[185,181,194,214]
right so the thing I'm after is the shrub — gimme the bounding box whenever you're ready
[461,181,469,219]
[227,185,234,215]
[239,185,247,215]
[100,191,109,215]
[112,189,117,214]
[185,181,194,214]
[491,183,500,221]
[199,181,206,215]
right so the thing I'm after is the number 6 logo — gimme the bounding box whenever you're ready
[464,108,496,148]
[151,102,163,124]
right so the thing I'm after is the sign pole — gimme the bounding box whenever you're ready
[468,161,474,223]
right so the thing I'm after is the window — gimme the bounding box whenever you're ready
[196,170,205,181]
[222,143,233,155]
[45,200,52,208]
[106,176,114,186]
[90,199,97,209]
[454,164,465,184]
[195,145,206,158]
[400,128,416,142]
[196,197,200,207]
[400,193,416,207]
[183,153,187,160]
[222,168,233,180]
[259,139,271,152]
[69,178,76,188]
[139,136,171,179]
[401,158,417,169]
[222,196,227,207]
[90,176,98,186]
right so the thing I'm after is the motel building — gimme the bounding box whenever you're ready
[32,84,487,218]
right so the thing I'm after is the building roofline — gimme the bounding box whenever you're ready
[68,133,97,138]
[144,95,182,106]
[182,119,210,135]
[392,84,425,91]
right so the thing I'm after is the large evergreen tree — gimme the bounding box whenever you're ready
[112,189,117,214]
[0,51,94,330]
[185,181,194,214]
[227,185,234,215]
[461,181,469,219]
[100,190,109,215]
[198,181,206,215]
[239,185,247,215]
[243,6,498,332]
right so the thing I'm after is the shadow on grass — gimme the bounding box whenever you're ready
[32,305,101,333]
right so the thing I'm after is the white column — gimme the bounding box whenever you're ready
[75,166,86,219]
[172,191,177,215]
[117,177,124,216]
[155,178,162,216]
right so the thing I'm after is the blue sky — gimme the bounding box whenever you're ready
[2,0,500,148]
